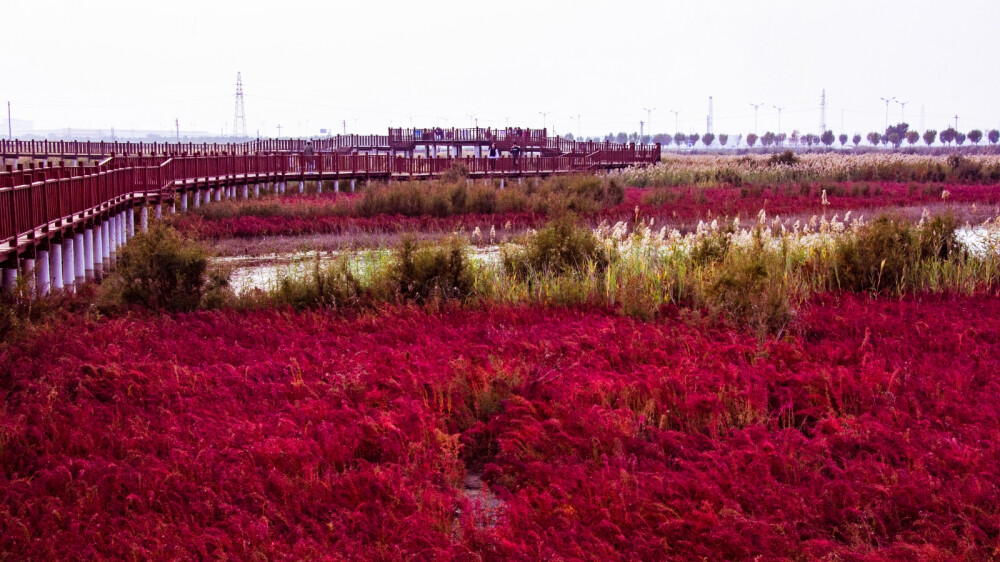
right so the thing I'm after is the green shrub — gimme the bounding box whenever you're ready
[503,215,609,276]
[832,216,919,293]
[272,256,366,309]
[706,238,802,337]
[98,224,211,312]
[380,236,473,303]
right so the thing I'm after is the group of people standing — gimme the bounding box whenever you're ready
[487,142,521,171]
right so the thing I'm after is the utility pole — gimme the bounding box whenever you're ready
[880,96,895,131]
[954,114,959,130]
[773,105,785,136]
[342,120,346,135]
[670,109,680,134]
[749,103,764,136]
[538,111,548,131]
[277,124,282,138]
[7,101,11,140]
[175,118,180,142]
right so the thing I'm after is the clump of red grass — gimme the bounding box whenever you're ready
[2,293,999,558]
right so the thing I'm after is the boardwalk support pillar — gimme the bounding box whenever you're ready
[84,229,95,282]
[1,261,16,295]
[140,206,149,233]
[62,236,75,293]
[74,232,85,287]
[37,249,50,296]
[50,242,64,292]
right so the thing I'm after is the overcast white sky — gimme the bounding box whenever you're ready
[3,0,998,139]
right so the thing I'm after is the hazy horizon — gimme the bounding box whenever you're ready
[3,0,998,140]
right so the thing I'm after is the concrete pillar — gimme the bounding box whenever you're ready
[84,229,95,282]
[50,242,64,292]
[500,178,505,189]
[140,206,149,232]
[334,179,339,193]
[108,215,117,266]
[127,208,135,239]
[121,211,128,244]
[214,187,221,202]
[171,200,177,215]
[366,179,370,189]
[317,181,322,194]
[193,189,201,208]
[1,264,16,295]
[74,232,85,286]
[101,221,110,274]
[155,204,162,219]
[253,183,260,197]
[518,177,523,185]
[475,146,482,158]
[62,237,75,293]
[350,179,356,192]
[37,250,50,296]
[298,181,304,194]
[242,184,249,199]
[182,191,188,211]
[22,258,36,298]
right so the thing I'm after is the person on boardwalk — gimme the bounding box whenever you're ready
[511,142,521,170]
[304,140,315,171]
[488,143,499,171]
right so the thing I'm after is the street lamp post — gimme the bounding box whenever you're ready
[538,111,548,132]
[749,103,764,136]
[896,100,908,124]
[879,96,895,131]
[772,105,785,136]
[669,109,679,134]
[643,107,655,144]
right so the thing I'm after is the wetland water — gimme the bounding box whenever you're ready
[216,226,997,293]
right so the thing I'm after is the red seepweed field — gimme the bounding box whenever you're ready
[2,292,999,559]
[171,181,1000,241]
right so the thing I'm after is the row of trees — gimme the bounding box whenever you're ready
[584,125,1000,148]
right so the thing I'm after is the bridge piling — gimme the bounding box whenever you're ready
[23,258,36,298]
[92,225,102,281]
[334,179,339,193]
[181,192,188,211]
[242,184,249,199]
[50,241,64,292]
[108,215,117,267]
[140,207,148,233]
[1,260,16,295]
[253,183,259,197]
[100,220,110,275]
[74,232,85,287]
[37,249,50,296]
[155,204,162,219]
[350,179,356,192]
[84,229,95,282]
[62,237,75,293]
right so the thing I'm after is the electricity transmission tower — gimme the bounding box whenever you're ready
[233,72,247,140]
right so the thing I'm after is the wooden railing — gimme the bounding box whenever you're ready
[1,129,663,160]
[1,147,660,259]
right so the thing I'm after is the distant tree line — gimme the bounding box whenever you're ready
[593,123,1000,149]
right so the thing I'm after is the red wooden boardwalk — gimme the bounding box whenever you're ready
[1,145,660,269]
[1,127,656,160]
